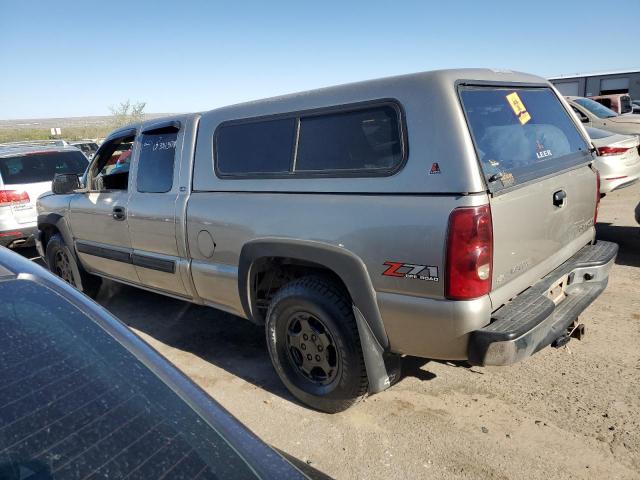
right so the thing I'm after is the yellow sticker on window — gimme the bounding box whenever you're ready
[506,92,531,125]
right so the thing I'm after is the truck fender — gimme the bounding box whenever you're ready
[37,213,75,253]
[238,238,390,349]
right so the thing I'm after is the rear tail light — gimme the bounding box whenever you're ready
[0,190,30,207]
[596,146,630,156]
[445,205,493,300]
[594,170,601,224]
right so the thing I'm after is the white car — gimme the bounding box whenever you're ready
[0,142,88,248]
[586,127,640,194]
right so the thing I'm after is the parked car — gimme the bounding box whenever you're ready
[67,139,100,160]
[37,69,618,412]
[588,93,633,115]
[632,100,640,114]
[586,127,640,193]
[566,96,640,135]
[0,246,306,480]
[0,143,88,249]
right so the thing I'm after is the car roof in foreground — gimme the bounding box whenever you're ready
[0,247,306,480]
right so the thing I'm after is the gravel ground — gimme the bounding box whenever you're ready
[23,183,640,479]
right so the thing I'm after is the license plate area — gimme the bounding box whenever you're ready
[546,274,569,305]
[11,204,36,224]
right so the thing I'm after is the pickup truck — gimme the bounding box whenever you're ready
[37,69,618,413]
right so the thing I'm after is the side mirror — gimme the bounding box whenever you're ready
[52,173,82,194]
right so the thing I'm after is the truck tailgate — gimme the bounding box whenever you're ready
[489,165,597,307]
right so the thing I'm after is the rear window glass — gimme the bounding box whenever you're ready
[216,118,295,175]
[460,87,590,189]
[585,127,615,140]
[0,151,87,185]
[620,95,632,114]
[0,279,259,479]
[296,106,402,172]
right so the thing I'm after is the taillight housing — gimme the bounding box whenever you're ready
[0,190,30,207]
[445,205,493,300]
[594,170,601,224]
[596,146,630,156]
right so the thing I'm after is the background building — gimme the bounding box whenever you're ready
[549,69,640,99]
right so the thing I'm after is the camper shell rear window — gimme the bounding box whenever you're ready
[459,86,591,192]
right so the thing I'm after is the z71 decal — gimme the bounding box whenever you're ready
[382,262,439,282]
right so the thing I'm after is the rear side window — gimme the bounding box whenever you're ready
[296,106,402,172]
[0,151,87,185]
[460,87,590,190]
[216,118,295,175]
[137,131,178,193]
[214,103,404,177]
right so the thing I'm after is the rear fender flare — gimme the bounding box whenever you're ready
[238,238,389,350]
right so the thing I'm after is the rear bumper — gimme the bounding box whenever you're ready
[468,241,618,366]
[0,225,38,248]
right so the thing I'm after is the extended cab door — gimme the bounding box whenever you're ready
[126,121,189,297]
[68,130,140,283]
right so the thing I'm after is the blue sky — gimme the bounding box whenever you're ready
[1,0,638,119]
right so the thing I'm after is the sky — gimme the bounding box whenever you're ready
[1,0,639,119]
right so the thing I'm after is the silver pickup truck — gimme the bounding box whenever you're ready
[37,69,617,412]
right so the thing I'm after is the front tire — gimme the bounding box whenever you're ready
[266,276,368,413]
[45,233,101,298]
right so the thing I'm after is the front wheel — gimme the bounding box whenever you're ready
[266,276,368,413]
[45,234,101,298]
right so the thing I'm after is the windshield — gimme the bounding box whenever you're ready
[0,279,260,479]
[0,151,87,185]
[460,87,590,190]
[574,97,618,119]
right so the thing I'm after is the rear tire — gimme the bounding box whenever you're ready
[45,233,101,298]
[266,276,368,413]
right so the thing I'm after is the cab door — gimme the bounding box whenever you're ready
[68,130,140,284]
[126,121,190,297]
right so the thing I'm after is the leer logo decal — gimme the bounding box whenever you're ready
[382,262,439,282]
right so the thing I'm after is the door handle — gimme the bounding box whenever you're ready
[553,190,567,207]
[112,206,126,220]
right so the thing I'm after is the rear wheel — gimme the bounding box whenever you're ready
[45,233,101,298]
[266,276,368,413]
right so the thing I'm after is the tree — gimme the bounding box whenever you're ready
[109,100,146,127]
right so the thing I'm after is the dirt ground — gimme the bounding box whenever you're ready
[26,183,640,479]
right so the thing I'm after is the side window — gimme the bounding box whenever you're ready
[296,106,402,172]
[136,130,178,193]
[214,102,405,177]
[216,118,295,175]
[90,136,135,191]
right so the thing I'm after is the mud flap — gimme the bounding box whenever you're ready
[353,306,401,394]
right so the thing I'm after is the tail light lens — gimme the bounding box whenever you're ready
[445,205,493,300]
[596,146,630,156]
[594,170,601,224]
[0,190,30,207]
